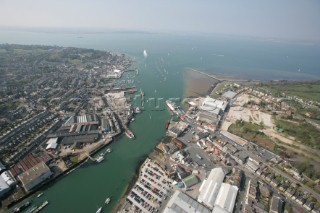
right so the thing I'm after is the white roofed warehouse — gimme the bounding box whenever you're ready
[213,183,238,213]
[198,167,225,209]
[163,190,211,213]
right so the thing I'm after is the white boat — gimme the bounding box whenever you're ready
[36,193,43,198]
[166,100,177,112]
[105,197,111,204]
[106,148,112,153]
[125,130,135,139]
[96,207,102,213]
[96,155,104,163]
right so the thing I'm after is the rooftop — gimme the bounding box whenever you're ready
[198,167,225,209]
[18,161,52,186]
[214,183,238,213]
[163,190,211,213]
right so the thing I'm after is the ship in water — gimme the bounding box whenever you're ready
[11,201,32,213]
[166,100,177,113]
[165,120,170,130]
[95,154,105,163]
[32,200,48,213]
[96,207,102,213]
[105,197,111,204]
[125,129,135,139]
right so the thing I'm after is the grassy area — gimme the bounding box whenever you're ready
[274,117,320,149]
[69,59,81,64]
[258,81,320,102]
[228,120,275,150]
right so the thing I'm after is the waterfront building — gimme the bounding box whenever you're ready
[0,175,10,198]
[213,183,238,213]
[0,171,16,186]
[18,161,53,191]
[198,167,225,209]
[163,190,211,213]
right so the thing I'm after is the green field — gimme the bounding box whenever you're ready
[228,120,275,150]
[258,81,320,102]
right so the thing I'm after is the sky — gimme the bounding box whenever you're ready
[1,0,320,42]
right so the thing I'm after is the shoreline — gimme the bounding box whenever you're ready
[112,155,148,213]
[4,135,118,211]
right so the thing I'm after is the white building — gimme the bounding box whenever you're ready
[18,161,53,191]
[163,190,211,213]
[0,175,10,198]
[213,183,238,213]
[198,167,225,209]
[0,171,16,186]
[46,137,58,150]
[199,97,228,113]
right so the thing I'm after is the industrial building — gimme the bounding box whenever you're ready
[18,161,53,191]
[45,137,58,151]
[198,167,225,209]
[199,97,228,113]
[0,175,10,198]
[0,171,16,186]
[163,190,211,213]
[213,183,238,213]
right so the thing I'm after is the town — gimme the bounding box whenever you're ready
[118,80,320,213]
[0,44,140,210]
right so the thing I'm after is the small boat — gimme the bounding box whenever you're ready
[36,193,43,198]
[106,148,112,153]
[130,118,135,122]
[165,120,170,130]
[105,197,111,204]
[26,206,37,213]
[96,207,102,213]
[33,201,49,213]
[96,154,104,163]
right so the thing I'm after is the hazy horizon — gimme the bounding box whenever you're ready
[1,0,320,43]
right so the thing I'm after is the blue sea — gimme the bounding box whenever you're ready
[0,28,319,81]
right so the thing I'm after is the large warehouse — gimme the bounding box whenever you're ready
[18,161,53,191]
[213,183,239,213]
[198,167,225,209]
[163,190,210,213]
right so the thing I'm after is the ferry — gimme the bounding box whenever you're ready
[96,207,102,213]
[96,154,105,163]
[105,197,111,204]
[125,130,135,139]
